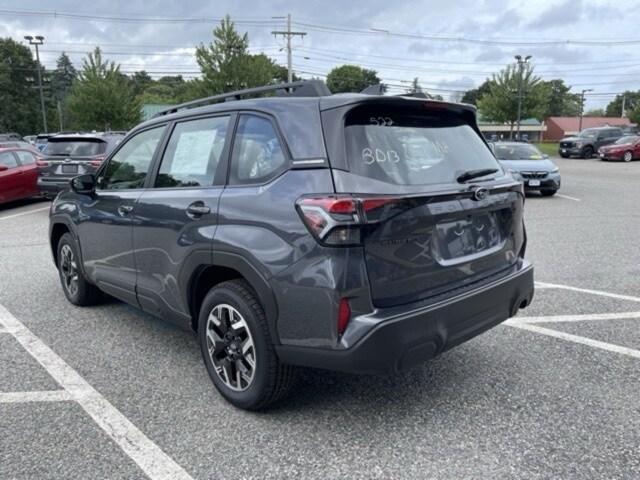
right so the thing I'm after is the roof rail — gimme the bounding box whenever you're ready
[154,80,332,117]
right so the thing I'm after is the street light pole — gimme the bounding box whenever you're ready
[578,88,593,132]
[24,35,48,133]
[514,54,531,141]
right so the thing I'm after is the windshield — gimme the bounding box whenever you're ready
[344,106,500,186]
[493,144,545,160]
[578,129,598,138]
[44,139,106,157]
[614,136,638,145]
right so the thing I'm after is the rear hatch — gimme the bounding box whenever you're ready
[321,100,525,308]
[39,137,108,179]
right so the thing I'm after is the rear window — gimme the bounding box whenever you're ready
[44,139,107,157]
[344,106,500,185]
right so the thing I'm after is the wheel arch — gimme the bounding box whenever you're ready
[49,216,77,267]
[189,253,279,342]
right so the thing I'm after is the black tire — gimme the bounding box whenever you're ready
[540,189,557,197]
[623,150,633,162]
[56,233,102,306]
[581,146,593,159]
[560,153,570,158]
[198,279,295,410]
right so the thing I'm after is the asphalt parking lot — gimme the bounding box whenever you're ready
[1,157,639,480]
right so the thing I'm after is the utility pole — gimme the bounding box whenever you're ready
[514,54,531,141]
[24,35,48,133]
[621,94,626,118]
[578,88,593,132]
[272,14,306,83]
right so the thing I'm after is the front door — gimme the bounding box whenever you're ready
[132,115,232,325]
[0,152,21,203]
[14,150,39,198]
[76,125,166,305]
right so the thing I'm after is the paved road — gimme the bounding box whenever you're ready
[1,158,639,479]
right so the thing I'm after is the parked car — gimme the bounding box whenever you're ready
[34,133,58,152]
[598,135,640,162]
[23,135,37,145]
[37,132,125,197]
[559,126,624,158]
[49,81,534,410]
[490,142,561,196]
[0,146,42,205]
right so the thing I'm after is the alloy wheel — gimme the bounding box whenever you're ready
[60,244,79,297]
[624,151,633,162]
[205,304,256,391]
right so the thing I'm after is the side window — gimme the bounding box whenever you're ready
[98,126,165,190]
[0,152,18,169]
[229,115,287,185]
[15,151,36,165]
[155,116,229,188]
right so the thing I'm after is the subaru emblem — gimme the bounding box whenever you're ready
[473,187,489,201]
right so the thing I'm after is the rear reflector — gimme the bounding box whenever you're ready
[337,298,351,335]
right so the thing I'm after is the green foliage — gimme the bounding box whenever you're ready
[538,79,581,117]
[605,91,640,122]
[129,70,153,97]
[477,63,548,132]
[584,108,605,117]
[461,80,492,105]
[326,64,381,93]
[196,16,282,94]
[66,47,141,130]
[0,38,41,134]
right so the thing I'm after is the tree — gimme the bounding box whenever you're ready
[584,108,605,117]
[0,38,41,134]
[605,91,640,119]
[538,79,581,118]
[461,80,492,105]
[129,70,152,97]
[49,53,77,130]
[326,65,380,93]
[477,63,548,138]
[196,16,280,94]
[66,47,141,130]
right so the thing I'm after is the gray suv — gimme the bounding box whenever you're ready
[559,126,624,158]
[49,81,534,410]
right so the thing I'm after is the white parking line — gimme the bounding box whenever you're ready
[556,193,581,202]
[513,311,640,324]
[0,303,194,480]
[536,281,640,303]
[0,206,50,221]
[506,320,640,360]
[0,390,73,403]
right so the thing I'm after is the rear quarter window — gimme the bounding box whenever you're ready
[344,105,500,186]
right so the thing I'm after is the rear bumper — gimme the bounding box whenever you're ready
[38,177,72,195]
[276,261,534,374]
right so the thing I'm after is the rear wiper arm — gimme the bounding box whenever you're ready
[457,168,498,183]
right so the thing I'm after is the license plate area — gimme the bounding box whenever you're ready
[434,212,505,265]
[528,179,541,187]
[61,164,78,174]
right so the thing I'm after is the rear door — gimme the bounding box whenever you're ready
[14,150,39,198]
[0,152,21,203]
[132,114,232,324]
[324,102,524,308]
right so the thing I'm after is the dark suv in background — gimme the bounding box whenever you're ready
[559,126,624,158]
[49,81,534,410]
[37,132,125,197]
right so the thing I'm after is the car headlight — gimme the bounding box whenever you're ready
[575,141,583,148]
[507,169,523,180]
[551,167,559,173]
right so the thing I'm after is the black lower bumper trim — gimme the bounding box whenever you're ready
[276,263,534,375]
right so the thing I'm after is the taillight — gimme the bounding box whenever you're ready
[36,159,49,167]
[296,194,401,246]
[337,298,351,336]
[90,156,105,167]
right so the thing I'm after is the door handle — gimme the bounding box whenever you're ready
[117,205,134,216]
[186,202,210,217]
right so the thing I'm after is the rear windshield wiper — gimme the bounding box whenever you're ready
[457,168,498,183]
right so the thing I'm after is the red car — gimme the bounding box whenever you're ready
[0,146,42,205]
[598,135,640,162]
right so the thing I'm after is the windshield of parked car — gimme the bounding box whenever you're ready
[44,139,107,157]
[614,136,638,145]
[344,106,501,186]
[578,129,598,138]
[493,143,545,160]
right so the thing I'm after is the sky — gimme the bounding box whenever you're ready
[1,0,639,110]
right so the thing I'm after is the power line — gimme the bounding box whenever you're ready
[271,14,306,83]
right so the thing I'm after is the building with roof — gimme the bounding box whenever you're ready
[477,117,546,142]
[544,116,633,141]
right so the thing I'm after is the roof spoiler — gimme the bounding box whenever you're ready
[154,80,332,117]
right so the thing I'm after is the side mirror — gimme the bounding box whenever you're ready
[70,174,96,195]
[0,165,8,172]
